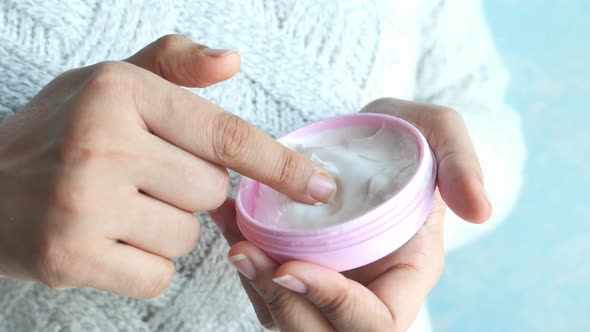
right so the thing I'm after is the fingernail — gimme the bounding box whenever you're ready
[307,173,337,203]
[481,188,493,219]
[272,275,307,294]
[229,254,256,280]
[202,48,234,57]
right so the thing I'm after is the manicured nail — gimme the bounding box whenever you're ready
[202,48,234,57]
[229,254,256,280]
[272,275,307,294]
[481,188,493,219]
[307,173,337,203]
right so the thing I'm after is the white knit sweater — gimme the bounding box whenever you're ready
[0,0,525,331]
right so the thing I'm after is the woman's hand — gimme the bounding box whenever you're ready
[0,35,336,298]
[211,98,492,331]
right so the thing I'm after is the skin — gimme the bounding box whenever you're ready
[0,35,336,298]
[0,34,492,330]
[211,98,493,331]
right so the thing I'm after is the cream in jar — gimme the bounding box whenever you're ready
[252,125,419,229]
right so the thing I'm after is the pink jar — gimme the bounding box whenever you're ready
[235,113,436,271]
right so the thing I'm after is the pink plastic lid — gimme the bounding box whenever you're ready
[236,113,436,271]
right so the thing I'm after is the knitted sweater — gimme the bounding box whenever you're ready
[0,0,525,331]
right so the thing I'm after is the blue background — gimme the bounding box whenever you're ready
[430,1,590,331]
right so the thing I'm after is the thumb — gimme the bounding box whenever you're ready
[273,261,393,331]
[125,34,240,87]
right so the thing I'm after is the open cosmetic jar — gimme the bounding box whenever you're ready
[235,113,436,271]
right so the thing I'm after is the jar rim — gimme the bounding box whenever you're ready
[235,113,434,240]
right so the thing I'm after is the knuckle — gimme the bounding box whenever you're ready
[375,97,396,103]
[315,285,350,320]
[51,67,86,88]
[263,288,295,319]
[360,97,398,114]
[370,97,396,109]
[211,113,252,163]
[413,106,430,132]
[55,116,118,175]
[136,262,175,299]
[436,105,459,117]
[47,177,92,219]
[154,34,188,55]
[431,105,463,124]
[50,144,104,218]
[418,104,471,157]
[272,150,299,188]
[56,67,79,79]
[85,61,134,92]
[414,105,461,146]
[151,34,194,79]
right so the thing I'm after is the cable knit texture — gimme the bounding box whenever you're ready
[0,0,525,331]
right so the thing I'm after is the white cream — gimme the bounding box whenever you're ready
[253,126,419,229]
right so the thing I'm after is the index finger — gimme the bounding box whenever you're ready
[361,98,492,223]
[132,66,336,204]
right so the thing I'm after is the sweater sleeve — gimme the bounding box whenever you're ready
[414,0,526,252]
